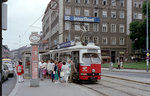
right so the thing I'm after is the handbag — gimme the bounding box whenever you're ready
[60,72,64,77]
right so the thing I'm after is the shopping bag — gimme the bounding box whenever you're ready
[60,72,64,77]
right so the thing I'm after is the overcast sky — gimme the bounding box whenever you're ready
[2,0,51,50]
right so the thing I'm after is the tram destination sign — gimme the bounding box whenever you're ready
[57,40,75,49]
[64,16,100,23]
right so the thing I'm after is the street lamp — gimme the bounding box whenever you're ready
[0,0,8,95]
[146,0,149,72]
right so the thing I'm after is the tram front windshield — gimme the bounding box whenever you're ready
[82,53,100,64]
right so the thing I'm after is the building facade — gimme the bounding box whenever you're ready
[42,0,146,63]
[2,45,10,59]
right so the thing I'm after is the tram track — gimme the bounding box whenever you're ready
[79,75,150,96]
[102,75,150,85]
[102,77,150,93]
[81,84,109,96]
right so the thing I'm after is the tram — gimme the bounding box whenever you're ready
[41,41,102,82]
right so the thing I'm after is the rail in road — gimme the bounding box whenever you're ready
[81,76,150,96]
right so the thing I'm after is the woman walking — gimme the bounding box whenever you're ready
[61,62,69,84]
[54,61,59,84]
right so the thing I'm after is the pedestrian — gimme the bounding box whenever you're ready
[51,60,55,82]
[54,61,59,84]
[39,60,43,80]
[47,60,52,79]
[69,60,77,83]
[16,62,24,83]
[42,61,47,78]
[61,62,70,84]
[120,59,123,69]
[57,61,63,81]
[117,59,120,69]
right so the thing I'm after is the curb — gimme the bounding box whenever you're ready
[8,72,19,96]
[102,75,150,85]
[102,68,150,74]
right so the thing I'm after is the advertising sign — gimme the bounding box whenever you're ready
[64,16,100,23]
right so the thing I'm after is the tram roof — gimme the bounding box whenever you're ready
[47,42,100,53]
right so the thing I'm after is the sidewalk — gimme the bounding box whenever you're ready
[102,68,150,84]
[8,79,99,96]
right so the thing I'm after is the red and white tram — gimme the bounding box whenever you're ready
[41,41,101,82]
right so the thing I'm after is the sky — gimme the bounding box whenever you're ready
[2,0,51,50]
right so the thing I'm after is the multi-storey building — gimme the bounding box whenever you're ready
[2,45,10,59]
[42,0,146,63]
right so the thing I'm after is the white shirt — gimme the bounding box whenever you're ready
[39,62,43,68]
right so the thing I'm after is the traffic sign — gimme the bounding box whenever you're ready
[146,53,149,57]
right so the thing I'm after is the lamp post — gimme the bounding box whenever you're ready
[146,0,149,72]
[1,0,8,95]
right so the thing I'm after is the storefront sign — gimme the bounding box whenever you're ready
[64,16,100,23]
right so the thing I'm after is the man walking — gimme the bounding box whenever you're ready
[16,62,24,83]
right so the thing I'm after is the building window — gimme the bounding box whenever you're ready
[93,37,99,44]
[75,22,80,31]
[119,24,125,33]
[111,24,116,32]
[138,13,142,19]
[84,23,90,31]
[103,0,107,5]
[93,0,98,5]
[102,24,108,32]
[102,11,107,18]
[111,11,116,18]
[111,0,116,6]
[84,9,89,16]
[65,21,71,30]
[94,10,98,17]
[134,2,142,8]
[84,36,89,43]
[65,0,71,2]
[93,23,99,32]
[102,37,108,45]
[120,11,125,19]
[120,0,124,7]
[75,0,80,3]
[75,8,80,15]
[133,13,143,20]
[84,0,89,4]
[111,37,116,45]
[119,37,125,45]
[65,7,71,15]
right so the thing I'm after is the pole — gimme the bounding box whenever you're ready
[0,0,3,95]
[146,0,149,72]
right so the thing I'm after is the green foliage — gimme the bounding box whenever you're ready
[129,1,150,50]
[101,61,150,70]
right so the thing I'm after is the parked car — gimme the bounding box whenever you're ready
[2,65,9,82]
[6,64,14,77]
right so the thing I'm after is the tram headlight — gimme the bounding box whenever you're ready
[92,69,95,73]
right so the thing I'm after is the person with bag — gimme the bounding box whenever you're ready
[16,62,24,83]
[54,61,59,84]
[42,61,47,78]
[57,61,62,81]
[69,60,77,83]
[61,62,69,84]
[47,60,52,79]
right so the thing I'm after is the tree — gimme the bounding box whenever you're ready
[129,1,150,50]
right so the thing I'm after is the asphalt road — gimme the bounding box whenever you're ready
[2,75,17,96]
[102,70,150,79]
